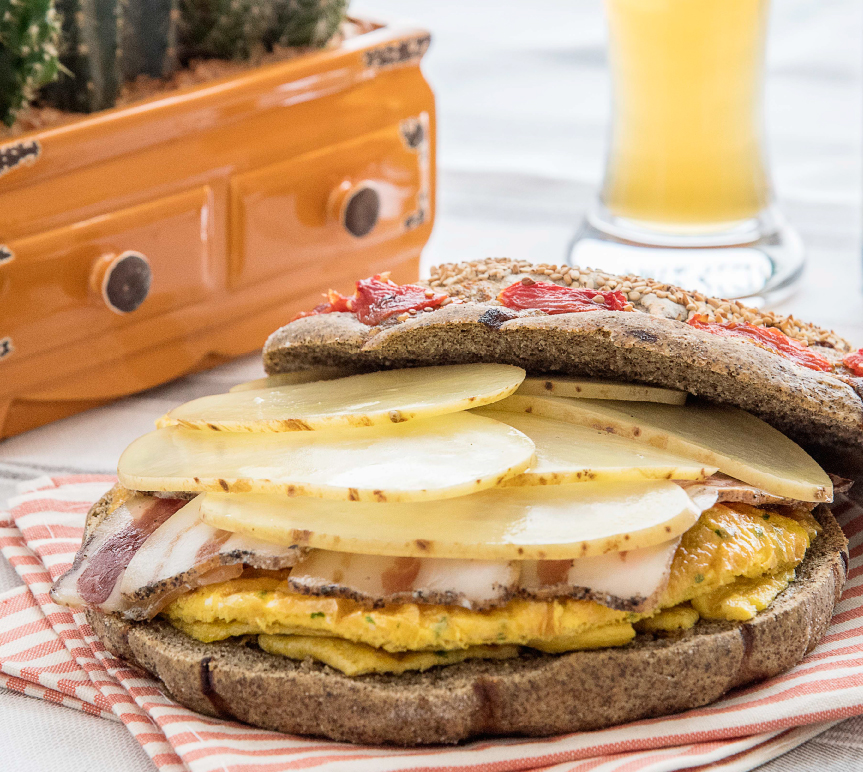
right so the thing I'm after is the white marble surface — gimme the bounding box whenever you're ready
[1,1,861,769]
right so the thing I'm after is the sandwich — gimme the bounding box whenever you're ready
[51,258,858,746]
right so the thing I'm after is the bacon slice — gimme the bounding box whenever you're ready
[55,476,814,618]
[677,473,817,510]
[51,492,187,613]
[519,538,681,612]
[288,551,519,609]
[51,492,303,619]
[285,482,722,612]
[120,496,303,620]
[288,539,681,613]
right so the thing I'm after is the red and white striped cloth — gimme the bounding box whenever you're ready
[2,475,863,772]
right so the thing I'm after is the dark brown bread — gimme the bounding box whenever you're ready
[263,259,863,452]
[86,490,848,746]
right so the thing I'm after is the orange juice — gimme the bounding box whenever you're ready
[601,0,771,227]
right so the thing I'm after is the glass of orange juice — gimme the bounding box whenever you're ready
[569,0,803,301]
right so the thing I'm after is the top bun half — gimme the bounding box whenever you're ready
[264,258,863,453]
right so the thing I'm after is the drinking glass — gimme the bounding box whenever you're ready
[568,0,803,302]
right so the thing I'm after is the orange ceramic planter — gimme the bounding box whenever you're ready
[0,22,435,440]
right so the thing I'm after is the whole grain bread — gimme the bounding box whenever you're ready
[86,490,849,746]
[263,259,863,452]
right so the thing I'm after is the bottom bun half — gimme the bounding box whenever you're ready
[87,497,848,746]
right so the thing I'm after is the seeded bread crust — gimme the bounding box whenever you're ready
[85,489,848,746]
[262,259,863,452]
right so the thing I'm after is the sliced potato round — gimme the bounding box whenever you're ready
[229,367,351,393]
[158,364,525,432]
[518,376,687,405]
[119,412,536,503]
[493,394,831,503]
[474,409,717,485]
[199,480,703,560]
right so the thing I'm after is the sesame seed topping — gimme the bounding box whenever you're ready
[423,257,849,350]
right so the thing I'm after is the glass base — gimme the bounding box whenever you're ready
[566,204,805,305]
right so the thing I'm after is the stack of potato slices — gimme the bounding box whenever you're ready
[119,364,831,562]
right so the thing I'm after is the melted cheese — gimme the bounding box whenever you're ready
[164,503,816,673]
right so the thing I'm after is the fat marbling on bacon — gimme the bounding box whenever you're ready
[51,490,304,620]
[288,540,681,613]
[51,491,188,614]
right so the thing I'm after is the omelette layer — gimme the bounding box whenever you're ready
[258,636,522,676]
[164,503,820,672]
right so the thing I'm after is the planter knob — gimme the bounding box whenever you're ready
[90,251,152,315]
[331,181,381,238]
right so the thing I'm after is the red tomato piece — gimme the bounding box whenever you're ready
[687,316,832,372]
[291,289,354,321]
[353,275,447,326]
[842,349,863,376]
[498,279,629,314]
[326,289,354,313]
[291,303,332,321]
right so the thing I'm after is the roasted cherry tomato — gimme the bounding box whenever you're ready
[498,279,629,314]
[687,316,832,372]
[292,276,446,326]
[291,289,354,321]
[354,275,447,325]
[842,349,863,376]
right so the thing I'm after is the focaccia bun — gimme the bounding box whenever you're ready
[263,258,863,452]
[87,489,848,746]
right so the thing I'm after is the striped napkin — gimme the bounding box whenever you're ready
[2,476,863,772]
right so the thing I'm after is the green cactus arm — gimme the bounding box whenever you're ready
[0,0,62,126]
[178,0,276,61]
[118,0,180,81]
[178,0,347,62]
[40,0,119,114]
[269,0,348,49]
[80,0,119,109]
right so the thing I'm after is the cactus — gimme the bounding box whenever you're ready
[178,0,276,61]
[118,0,180,81]
[41,0,120,113]
[268,0,347,49]
[42,0,180,112]
[0,0,62,126]
[37,0,346,115]
[178,0,347,61]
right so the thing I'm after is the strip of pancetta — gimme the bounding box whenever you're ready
[287,536,681,613]
[678,473,817,509]
[51,493,303,619]
[288,551,520,609]
[285,480,721,612]
[119,496,303,619]
[52,477,775,617]
[518,537,681,612]
[51,491,188,613]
